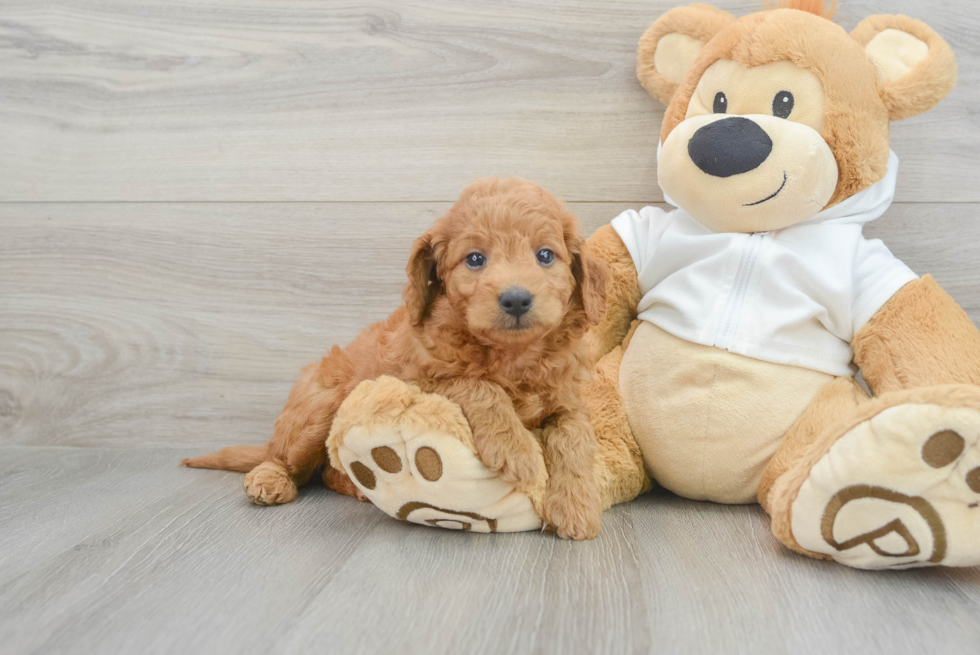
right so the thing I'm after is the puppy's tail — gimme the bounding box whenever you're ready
[181,445,268,473]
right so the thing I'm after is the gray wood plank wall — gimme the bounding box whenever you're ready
[2,203,978,450]
[1,0,978,202]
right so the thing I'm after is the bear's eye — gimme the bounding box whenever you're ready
[713,91,728,114]
[773,91,794,119]
[465,252,486,269]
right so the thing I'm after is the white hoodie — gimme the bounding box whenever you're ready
[611,150,916,377]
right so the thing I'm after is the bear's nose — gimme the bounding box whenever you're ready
[687,116,773,178]
[499,287,534,318]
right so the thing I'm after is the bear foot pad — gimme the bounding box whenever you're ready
[329,377,543,533]
[790,396,980,569]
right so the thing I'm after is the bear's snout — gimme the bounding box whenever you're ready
[688,116,772,178]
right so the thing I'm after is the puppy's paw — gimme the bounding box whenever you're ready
[476,434,540,491]
[543,482,602,541]
[244,461,297,506]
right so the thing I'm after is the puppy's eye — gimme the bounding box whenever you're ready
[465,252,486,269]
[713,92,727,114]
[536,248,555,266]
[773,91,794,119]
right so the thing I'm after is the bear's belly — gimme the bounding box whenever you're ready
[620,321,834,504]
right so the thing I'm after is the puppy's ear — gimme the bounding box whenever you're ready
[571,239,609,327]
[403,230,441,327]
[851,15,957,121]
[637,4,734,106]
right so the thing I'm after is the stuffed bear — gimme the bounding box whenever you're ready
[328,1,980,569]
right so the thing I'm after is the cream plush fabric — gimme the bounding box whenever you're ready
[621,321,832,503]
[329,377,544,533]
[611,150,917,376]
[786,395,980,569]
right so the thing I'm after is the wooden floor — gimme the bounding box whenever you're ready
[2,1,979,653]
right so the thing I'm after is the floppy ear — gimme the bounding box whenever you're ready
[403,231,441,327]
[636,4,734,106]
[851,15,957,121]
[572,240,609,327]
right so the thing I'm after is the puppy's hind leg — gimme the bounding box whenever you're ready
[245,347,353,505]
[244,461,299,506]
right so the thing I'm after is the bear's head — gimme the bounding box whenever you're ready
[638,1,956,233]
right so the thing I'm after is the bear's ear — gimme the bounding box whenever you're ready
[636,4,735,106]
[851,15,957,121]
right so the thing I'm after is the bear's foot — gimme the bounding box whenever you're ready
[327,376,546,533]
[772,385,980,569]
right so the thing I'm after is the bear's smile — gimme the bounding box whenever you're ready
[743,171,787,207]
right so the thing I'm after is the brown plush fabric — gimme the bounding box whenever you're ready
[757,376,868,514]
[767,384,980,558]
[769,0,836,19]
[660,9,889,208]
[762,276,980,559]
[764,275,980,557]
[851,15,958,121]
[583,225,641,362]
[853,275,980,395]
[618,4,972,566]
[636,4,735,106]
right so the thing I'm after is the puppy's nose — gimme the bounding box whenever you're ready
[688,116,772,178]
[499,287,533,317]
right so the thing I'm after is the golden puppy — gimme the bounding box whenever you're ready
[183,178,608,539]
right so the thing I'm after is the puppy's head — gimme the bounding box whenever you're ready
[404,178,607,346]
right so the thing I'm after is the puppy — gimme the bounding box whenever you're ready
[183,178,608,540]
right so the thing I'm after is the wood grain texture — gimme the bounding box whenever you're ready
[3,201,977,449]
[0,0,977,202]
[0,446,978,655]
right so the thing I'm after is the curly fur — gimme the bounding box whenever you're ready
[183,178,609,540]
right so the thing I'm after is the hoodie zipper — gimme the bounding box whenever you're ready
[714,231,767,350]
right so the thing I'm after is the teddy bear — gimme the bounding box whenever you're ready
[326,1,980,569]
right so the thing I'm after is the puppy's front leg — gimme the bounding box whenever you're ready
[541,410,602,540]
[426,379,541,490]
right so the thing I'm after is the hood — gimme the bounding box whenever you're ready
[657,144,899,229]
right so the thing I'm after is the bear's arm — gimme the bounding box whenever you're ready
[852,275,980,395]
[585,224,640,360]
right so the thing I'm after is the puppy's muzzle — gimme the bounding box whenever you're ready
[688,116,772,178]
[499,287,534,318]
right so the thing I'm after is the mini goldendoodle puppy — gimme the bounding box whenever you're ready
[184,178,608,539]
